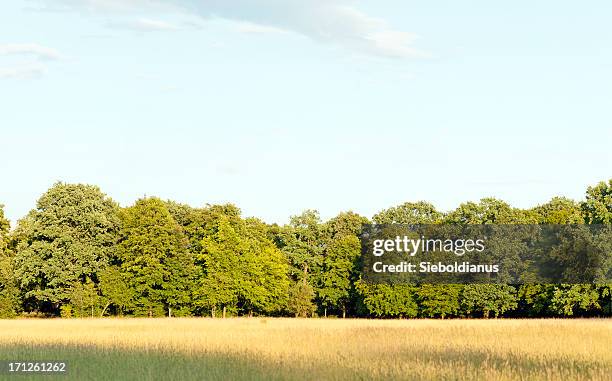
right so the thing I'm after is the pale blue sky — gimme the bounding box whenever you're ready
[1,1,611,225]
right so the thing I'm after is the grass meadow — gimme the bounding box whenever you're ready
[0,318,610,380]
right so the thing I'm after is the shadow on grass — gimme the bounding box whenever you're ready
[0,344,351,381]
[0,342,609,381]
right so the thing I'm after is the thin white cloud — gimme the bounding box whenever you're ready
[365,30,426,58]
[236,22,288,35]
[0,44,63,80]
[180,1,427,58]
[109,18,180,31]
[0,63,46,79]
[31,0,426,58]
[0,43,63,60]
[136,18,179,31]
[30,0,157,12]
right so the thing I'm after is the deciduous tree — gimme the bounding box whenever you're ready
[373,201,442,225]
[582,180,612,224]
[195,210,289,317]
[533,197,585,224]
[318,235,361,317]
[417,284,461,318]
[461,284,517,318]
[117,197,194,317]
[13,183,120,313]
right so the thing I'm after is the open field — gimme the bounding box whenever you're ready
[0,318,610,381]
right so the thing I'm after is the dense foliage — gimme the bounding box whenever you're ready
[0,179,610,318]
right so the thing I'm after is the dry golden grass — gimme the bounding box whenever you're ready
[0,318,610,380]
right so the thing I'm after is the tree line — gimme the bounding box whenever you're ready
[0,179,611,319]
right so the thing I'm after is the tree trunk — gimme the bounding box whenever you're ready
[222,306,226,319]
[342,306,346,319]
[169,308,172,318]
[212,306,216,318]
[324,308,327,318]
[100,302,111,317]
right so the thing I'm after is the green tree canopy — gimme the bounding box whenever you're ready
[373,201,442,224]
[0,204,9,249]
[533,197,585,224]
[195,210,289,316]
[318,234,361,317]
[279,210,325,283]
[417,284,461,318]
[324,211,369,239]
[13,183,120,312]
[461,284,517,318]
[287,280,316,318]
[0,205,18,318]
[1,178,611,319]
[117,197,195,317]
[354,281,418,318]
[0,204,18,317]
[582,180,612,224]
[549,284,601,316]
[445,198,534,224]
[98,266,134,316]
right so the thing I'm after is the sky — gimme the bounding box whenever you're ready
[1,0,611,225]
